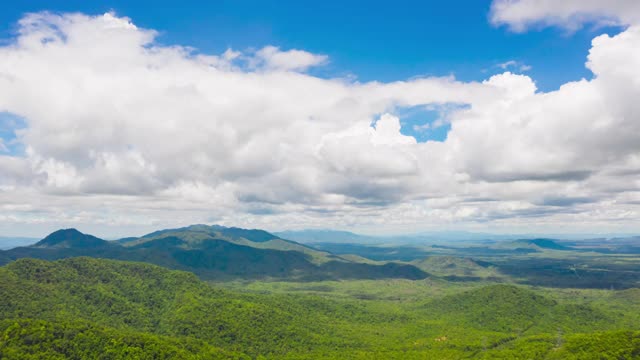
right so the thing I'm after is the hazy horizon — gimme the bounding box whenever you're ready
[1,223,638,242]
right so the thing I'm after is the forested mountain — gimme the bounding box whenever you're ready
[34,228,111,248]
[1,257,638,359]
[0,226,428,281]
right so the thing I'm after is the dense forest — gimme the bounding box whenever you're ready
[1,256,639,359]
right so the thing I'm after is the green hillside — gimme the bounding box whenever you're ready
[0,319,245,360]
[425,284,615,333]
[0,258,355,357]
[412,256,501,279]
[1,257,639,359]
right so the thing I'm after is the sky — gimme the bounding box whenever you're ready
[0,0,639,238]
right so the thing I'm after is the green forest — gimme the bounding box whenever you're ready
[1,255,639,359]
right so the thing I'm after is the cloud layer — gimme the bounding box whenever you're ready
[0,8,639,236]
[491,0,640,31]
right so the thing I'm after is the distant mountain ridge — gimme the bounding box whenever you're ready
[515,238,572,250]
[275,229,386,244]
[131,224,282,245]
[0,225,428,281]
[276,229,640,245]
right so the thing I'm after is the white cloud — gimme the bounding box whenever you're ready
[253,45,328,71]
[0,11,639,236]
[490,0,640,31]
[497,60,532,72]
[317,114,418,178]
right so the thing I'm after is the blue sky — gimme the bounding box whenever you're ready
[0,112,25,155]
[0,1,638,237]
[0,0,618,91]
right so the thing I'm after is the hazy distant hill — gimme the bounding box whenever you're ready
[511,238,573,251]
[0,225,428,281]
[0,236,39,250]
[275,229,385,244]
[277,229,640,246]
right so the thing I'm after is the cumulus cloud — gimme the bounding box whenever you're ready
[0,10,639,236]
[491,0,640,31]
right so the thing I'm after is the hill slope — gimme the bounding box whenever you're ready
[412,256,500,278]
[0,258,637,359]
[0,318,244,360]
[0,257,325,357]
[425,284,614,333]
[0,227,428,281]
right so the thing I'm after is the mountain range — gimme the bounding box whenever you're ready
[277,229,640,245]
[0,225,428,281]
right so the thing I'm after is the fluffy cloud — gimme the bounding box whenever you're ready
[0,10,639,236]
[253,46,328,71]
[491,0,640,31]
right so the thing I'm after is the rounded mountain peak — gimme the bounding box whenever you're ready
[35,229,108,249]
